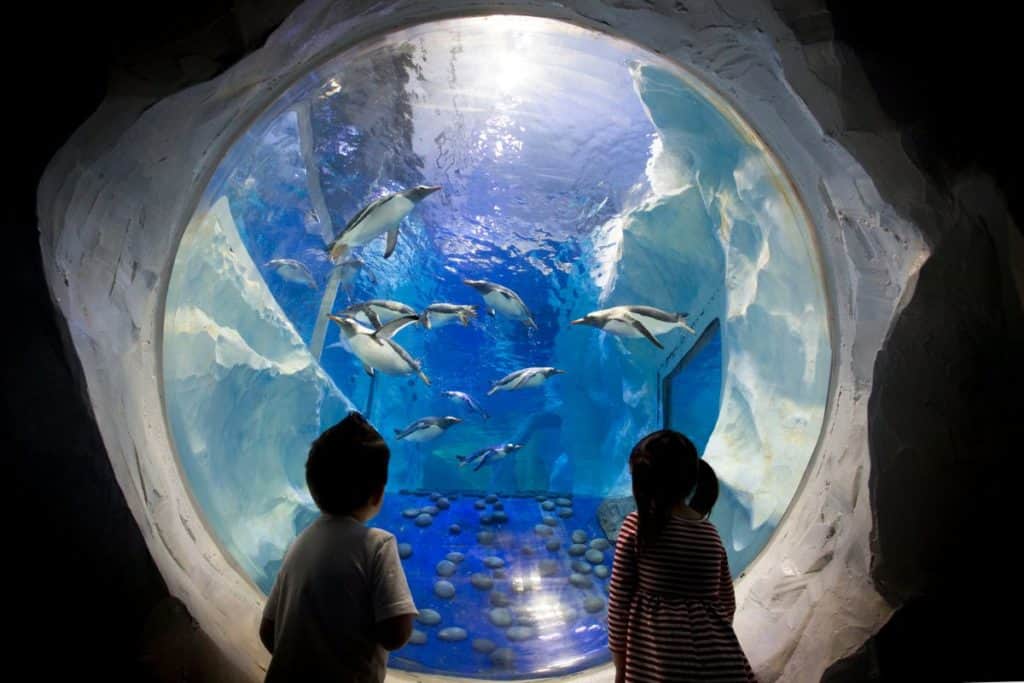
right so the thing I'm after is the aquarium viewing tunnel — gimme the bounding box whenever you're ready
[39,1,933,681]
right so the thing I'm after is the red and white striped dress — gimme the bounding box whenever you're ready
[608,511,756,682]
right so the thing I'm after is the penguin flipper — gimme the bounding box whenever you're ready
[678,315,696,334]
[627,316,664,349]
[363,364,375,377]
[325,342,344,350]
[373,314,419,339]
[366,308,383,331]
[383,227,399,259]
[488,308,496,317]
[524,317,538,329]
[418,370,431,386]
[473,453,490,472]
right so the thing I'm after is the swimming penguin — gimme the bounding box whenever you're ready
[442,390,489,420]
[463,279,536,328]
[325,314,430,385]
[571,305,695,350]
[264,259,317,289]
[325,185,441,262]
[487,367,566,396]
[456,443,523,472]
[394,416,462,443]
[421,303,477,329]
[339,300,418,330]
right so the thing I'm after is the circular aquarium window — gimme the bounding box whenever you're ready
[163,14,830,679]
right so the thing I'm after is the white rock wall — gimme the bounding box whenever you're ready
[37,1,932,681]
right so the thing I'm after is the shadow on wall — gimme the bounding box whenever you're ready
[825,186,1023,681]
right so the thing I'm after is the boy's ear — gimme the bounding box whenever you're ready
[370,485,385,507]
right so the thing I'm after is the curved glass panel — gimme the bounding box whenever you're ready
[163,15,830,678]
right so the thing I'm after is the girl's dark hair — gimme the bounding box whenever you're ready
[629,429,719,550]
[306,412,390,515]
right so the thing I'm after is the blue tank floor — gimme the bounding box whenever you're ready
[374,490,613,678]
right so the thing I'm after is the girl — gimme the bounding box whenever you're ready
[607,430,756,682]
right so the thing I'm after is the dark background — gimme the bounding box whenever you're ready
[2,1,1019,681]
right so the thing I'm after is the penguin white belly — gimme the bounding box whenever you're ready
[350,336,411,375]
[515,373,546,389]
[603,319,642,337]
[631,315,678,335]
[406,425,442,442]
[484,291,526,319]
[345,196,414,246]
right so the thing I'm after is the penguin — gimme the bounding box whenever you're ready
[325,184,441,262]
[571,305,695,350]
[420,303,477,329]
[463,279,536,328]
[339,300,418,330]
[487,367,565,396]
[442,390,489,420]
[264,258,317,289]
[456,443,522,472]
[394,416,462,443]
[325,314,430,385]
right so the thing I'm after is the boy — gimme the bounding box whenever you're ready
[260,412,417,682]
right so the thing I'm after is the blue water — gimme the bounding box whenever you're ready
[158,16,812,679]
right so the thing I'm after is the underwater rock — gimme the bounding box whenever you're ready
[506,625,536,641]
[572,560,592,574]
[409,629,428,645]
[557,507,573,518]
[417,609,441,625]
[589,538,611,551]
[488,607,513,627]
[438,627,468,642]
[555,497,572,506]
[492,511,509,524]
[436,560,457,577]
[594,564,610,579]
[429,492,441,501]
[489,591,512,607]
[471,573,494,590]
[415,513,433,527]
[424,505,439,515]
[520,546,536,556]
[485,494,498,503]
[403,508,420,518]
[513,607,538,626]
[479,513,495,525]
[559,606,578,623]
[571,530,588,544]
[535,495,547,502]
[584,595,606,613]
[490,647,516,668]
[493,501,504,511]
[436,497,450,509]
[446,551,465,564]
[545,539,562,552]
[483,556,505,569]
[492,569,507,580]
[542,516,558,526]
[533,524,553,537]
[476,531,496,545]
[474,500,487,510]
[585,549,605,564]
[473,638,497,654]
[398,543,413,559]
[569,573,593,589]
[597,496,636,541]
[449,524,461,535]
[434,580,456,599]
[539,559,560,576]
[568,543,587,556]
[541,500,555,511]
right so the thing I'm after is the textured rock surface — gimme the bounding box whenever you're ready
[37,0,1022,682]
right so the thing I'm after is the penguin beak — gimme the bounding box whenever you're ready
[422,185,442,195]
[570,317,586,325]
[552,369,567,375]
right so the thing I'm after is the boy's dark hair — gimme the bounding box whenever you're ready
[306,412,390,515]
[629,429,719,550]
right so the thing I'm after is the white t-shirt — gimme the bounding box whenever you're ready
[262,514,417,683]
